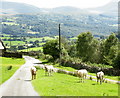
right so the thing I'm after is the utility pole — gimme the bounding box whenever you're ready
[59,24,61,66]
[10,34,11,50]
[27,41,28,52]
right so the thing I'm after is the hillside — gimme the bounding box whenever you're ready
[0,1,43,14]
[0,1,118,38]
[0,1,118,16]
[87,1,118,17]
[1,13,117,38]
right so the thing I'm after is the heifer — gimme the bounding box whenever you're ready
[31,66,37,80]
[96,71,104,84]
[44,65,55,76]
[75,69,88,82]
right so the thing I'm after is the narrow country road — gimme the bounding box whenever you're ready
[0,56,41,97]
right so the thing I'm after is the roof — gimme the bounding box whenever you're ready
[0,39,6,50]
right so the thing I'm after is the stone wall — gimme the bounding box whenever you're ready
[61,60,120,76]
[3,52,22,58]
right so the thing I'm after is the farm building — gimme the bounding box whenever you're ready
[0,39,22,58]
[0,39,6,56]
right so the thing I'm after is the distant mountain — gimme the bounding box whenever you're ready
[0,1,90,15]
[50,6,89,15]
[86,1,118,17]
[0,1,44,14]
[0,1,118,17]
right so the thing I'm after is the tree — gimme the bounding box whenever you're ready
[112,50,120,69]
[89,39,101,63]
[68,44,77,57]
[43,40,68,60]
[102,33,119,65]
[34,40,39,47]
[76,32,96,62]
[43,40,60,60]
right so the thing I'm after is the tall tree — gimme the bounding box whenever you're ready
[102,33,119,65]
[76,32,97,62]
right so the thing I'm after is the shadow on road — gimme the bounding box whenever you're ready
[34,61,49,64]
[24,79,31,82]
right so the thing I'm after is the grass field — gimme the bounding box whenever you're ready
[1,22,19,25]
[3,41,25,46]
[32,69,118,96]
[0,57,25,84]
[26,36,54,42]
[18,47,43,52]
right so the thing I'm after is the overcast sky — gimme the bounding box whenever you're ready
[3,0,117,8]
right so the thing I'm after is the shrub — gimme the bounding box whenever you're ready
[7,65,12,70]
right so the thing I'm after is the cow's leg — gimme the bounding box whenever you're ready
[32,75,33,80]
[34,74,36,79]
[45,71,47,76]
[48,71,50,76]
[97,79,99,84]
[33,75,34,79]
[50,71,53,76]
[83,77,85,82]
[82,78,84,83]
[80,78,82,82]
[100,78,103,84]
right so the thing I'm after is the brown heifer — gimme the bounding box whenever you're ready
[31,66,37,80]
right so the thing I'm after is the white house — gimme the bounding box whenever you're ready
[0,39,6,56]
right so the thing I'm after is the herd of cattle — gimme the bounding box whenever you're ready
[31,65,104,84]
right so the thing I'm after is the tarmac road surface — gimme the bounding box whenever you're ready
[0,56,41,97]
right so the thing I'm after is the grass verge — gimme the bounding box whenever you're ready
[0,57,25,84]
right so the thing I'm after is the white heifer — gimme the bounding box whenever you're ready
[31,66,37,80]
[96,71,104,84]
[44,65,56,76]
[75,69,88,82]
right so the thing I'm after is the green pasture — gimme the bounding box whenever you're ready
[1,34,10,37]
[1,35,10,39]
[69,37,77,40]
[0,57,25,84]
[43,37,54,40]
[6,18,14,21]
[39,42,45,46]
[1,22,19,25]
[26,36,54,42]
[3,41,25,46]
[18,47,43,52]
[32,69,118,96]
[26,38,43,42]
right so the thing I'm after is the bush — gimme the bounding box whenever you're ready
[7,65,12,70]
[43,39,68,60]
[43,40,60,60]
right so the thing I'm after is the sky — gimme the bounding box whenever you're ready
[3,0,117,9]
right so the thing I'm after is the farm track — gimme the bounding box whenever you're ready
[0,56,40,97]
